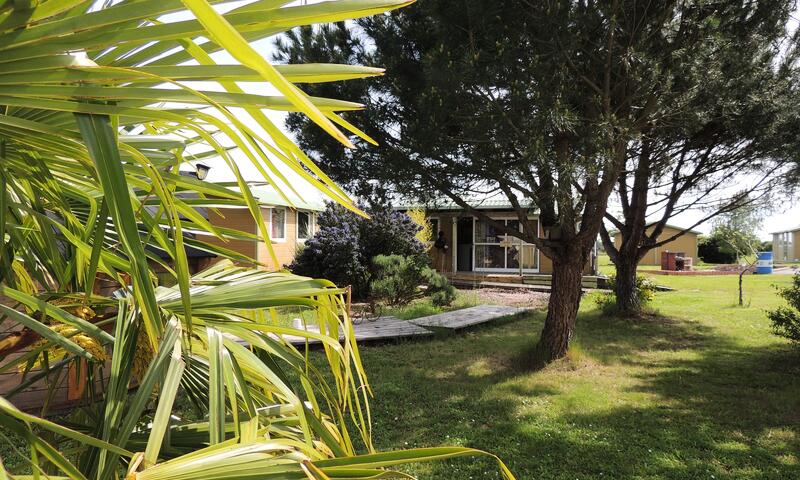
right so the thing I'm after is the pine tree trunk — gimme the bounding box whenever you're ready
[614,258,640,313]
[536,257,585,363]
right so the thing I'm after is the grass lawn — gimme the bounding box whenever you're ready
[3,275,797,479]
[349,273,800,479]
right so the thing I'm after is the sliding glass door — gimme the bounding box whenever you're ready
[473,218,538,272]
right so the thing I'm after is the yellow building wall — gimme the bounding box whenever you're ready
[794,231,800,261]
[256,207,304,270]
[612,225,698,266]
[202,207,312,270]
[783,230,800,261]
[772,230,800,262]
[199,208,258,262]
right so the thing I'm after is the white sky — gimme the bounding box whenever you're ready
[631,198,800,240]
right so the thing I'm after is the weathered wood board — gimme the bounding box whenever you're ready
[410,305,525,330]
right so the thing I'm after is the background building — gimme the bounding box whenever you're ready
[609,224,700,266]
[772,226,800,263]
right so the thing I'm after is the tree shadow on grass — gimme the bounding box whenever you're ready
[354,309,800,479]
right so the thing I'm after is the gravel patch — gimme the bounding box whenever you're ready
[463,288,549,309]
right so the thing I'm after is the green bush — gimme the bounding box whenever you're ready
[698,234,738,264]
[768,273,800,344]
[371,254,457,307]
[594,273,657,313]
[289,203,425,299]
[422,268,457,307]
[371,255,425,306]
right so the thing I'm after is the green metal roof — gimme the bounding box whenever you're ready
[218,182,326,212]
[394,195,537,211]
[607,223,703,236]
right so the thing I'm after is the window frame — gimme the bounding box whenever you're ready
[472,216,539,273]
[296,210,313,242]
[270,207,286,242]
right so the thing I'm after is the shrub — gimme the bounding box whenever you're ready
[289,203,426,299]
[594,273,656,313]
[698,234,738,264]
[767,273,800,344]
[422,267,457,306]
[371,254,425,305]
[371,254,458,307]
[290,222,369,295]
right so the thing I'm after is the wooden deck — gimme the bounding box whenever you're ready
[411,305,525,330]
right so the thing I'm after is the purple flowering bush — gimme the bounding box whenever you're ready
[289,202,426,299]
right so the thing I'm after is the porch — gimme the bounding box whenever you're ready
[426,212,598,277]
[445,271,608,290]
[428,213,546,274]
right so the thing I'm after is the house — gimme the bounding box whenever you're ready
[200,183,324,269]
[608,224,700,266]
[396,198,597,277]
[772,226,800,263]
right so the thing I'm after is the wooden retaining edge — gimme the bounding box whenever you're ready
[448,279,606,294]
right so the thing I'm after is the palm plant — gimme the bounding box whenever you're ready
[0,0,517,478]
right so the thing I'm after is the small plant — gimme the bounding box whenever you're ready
[371,255,426,306]
[371,254,457,307]
[767,273,800,344]
[422,267,457,306]
[595,273,656,313]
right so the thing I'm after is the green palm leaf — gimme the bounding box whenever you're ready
[0,0,516,478]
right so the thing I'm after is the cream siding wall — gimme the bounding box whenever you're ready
[256,207,306,270]
[773,230,800,262]
[427,213,456,273]
[203,207,315,270]
[612,225,698,266]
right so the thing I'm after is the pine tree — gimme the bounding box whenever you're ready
[275,1,800,362]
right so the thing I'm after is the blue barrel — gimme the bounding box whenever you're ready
[756,251,773,274]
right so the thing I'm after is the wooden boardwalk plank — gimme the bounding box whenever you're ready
[410,305,525,330]
[281,316,433,345]
[280,305,528,346]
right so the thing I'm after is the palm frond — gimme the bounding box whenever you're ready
[0,0,516,478]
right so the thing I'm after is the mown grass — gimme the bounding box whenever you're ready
[351,273,800,479]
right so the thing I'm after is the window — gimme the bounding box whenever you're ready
[473,218,538,271]
[271,208,286,240]
[297,211,312,240]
